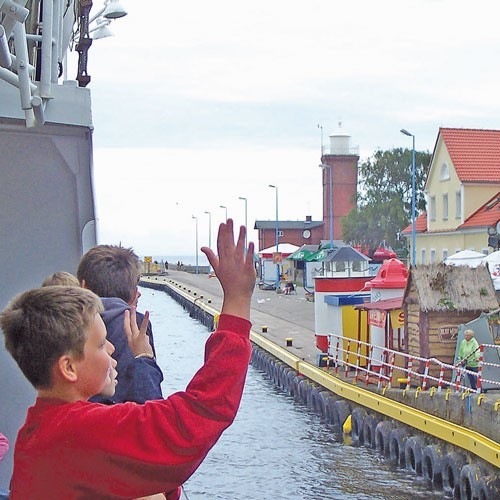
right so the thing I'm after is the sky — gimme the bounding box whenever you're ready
[74,0,500,258]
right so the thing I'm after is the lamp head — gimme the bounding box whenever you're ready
[400,128,413,137]
[104,0,128,19]
[91,19,113,39]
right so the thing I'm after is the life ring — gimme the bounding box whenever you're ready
[375,420,395,457]
[389,427,410,467]
[460,464,482,500]
[404,435,426,476]
[442,451,467,498]
[422,444,445,488]
[333,400,351,436]
[477,474,500,500]
[362,414,380,449]
[350,407,367,446]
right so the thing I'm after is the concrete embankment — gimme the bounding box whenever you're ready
[140,272,499,497]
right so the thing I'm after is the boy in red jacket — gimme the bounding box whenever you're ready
[1,220,255,499]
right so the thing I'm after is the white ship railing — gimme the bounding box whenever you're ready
[0,0,127,127]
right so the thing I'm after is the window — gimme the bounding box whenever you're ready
[430,249,436,263]
[430,196,436,221]
[455,191,462,218]
[440,162,450,181]
[442,249,448,261]
[421,249,426,264]
[442,193,448,220]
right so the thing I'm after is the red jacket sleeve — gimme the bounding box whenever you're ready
[33,314,252,499]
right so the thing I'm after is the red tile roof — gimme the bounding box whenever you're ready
[459,191,500,228]
[439,128,500,183]
[401,212,428,234]
[402,193,500,233]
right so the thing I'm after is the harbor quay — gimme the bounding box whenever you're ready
[140,270,500,497]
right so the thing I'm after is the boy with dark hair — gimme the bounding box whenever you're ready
[77,244,163,403]
[1,221,255,499]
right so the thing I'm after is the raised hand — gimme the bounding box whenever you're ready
[123,307,154,358]
[201,219,255,321]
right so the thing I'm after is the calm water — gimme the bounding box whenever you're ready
[139,287,440,500]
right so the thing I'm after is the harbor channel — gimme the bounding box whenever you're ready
[140,270,500,499]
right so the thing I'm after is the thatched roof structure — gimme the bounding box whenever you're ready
[404,264,498,312]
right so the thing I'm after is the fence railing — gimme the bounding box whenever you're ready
[326,334,500,394]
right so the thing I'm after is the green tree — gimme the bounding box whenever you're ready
[341,147,431,257]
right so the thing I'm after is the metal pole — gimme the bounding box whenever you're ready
[329,164,333,248]
[269,184,279,288]
[239,197,247,253]
[400,129,417,266]
[204,211,211,273]
[411,135,416,266]
[192,215,199,274]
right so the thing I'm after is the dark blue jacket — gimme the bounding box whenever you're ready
[90,297,164,404]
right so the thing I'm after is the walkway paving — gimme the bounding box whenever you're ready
[141,271,319,365]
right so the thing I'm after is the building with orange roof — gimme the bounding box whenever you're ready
[402,128,500,263]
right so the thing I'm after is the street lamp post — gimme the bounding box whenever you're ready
[238,196,247,252]
[204,210,212,273]
[319,163,333,249]
[400,128,416,266]
[268,184,279,288]
[192,215,199,275]
[220,205,228,221]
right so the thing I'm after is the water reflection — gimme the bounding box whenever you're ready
[139,287,440,499]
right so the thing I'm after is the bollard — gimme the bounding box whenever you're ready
[286,337,293,347]
[262,326,268,333]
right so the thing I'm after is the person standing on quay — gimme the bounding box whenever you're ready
[458,328,480,390]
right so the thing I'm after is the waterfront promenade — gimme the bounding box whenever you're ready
[142,270,319,365]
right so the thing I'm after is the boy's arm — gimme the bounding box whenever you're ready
[201,219,255,321]
[122,309,164,402]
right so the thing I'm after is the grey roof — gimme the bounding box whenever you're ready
[254,220,323,230]
[323,246,370,263]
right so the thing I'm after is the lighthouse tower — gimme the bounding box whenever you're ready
[320,125,359,242]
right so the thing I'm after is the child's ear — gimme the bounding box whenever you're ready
[80,279,87,289]
[55,355,78,383]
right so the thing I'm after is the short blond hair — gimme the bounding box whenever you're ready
[0,286,103,389]
[464,329,475,337]
[42,271,80,287]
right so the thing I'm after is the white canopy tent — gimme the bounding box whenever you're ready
[443,249,487,268]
